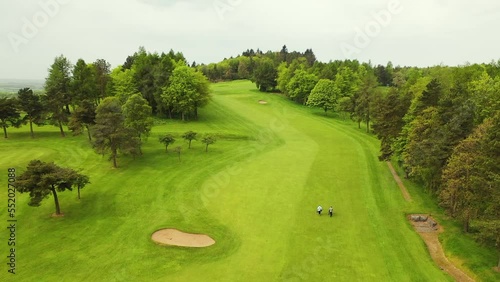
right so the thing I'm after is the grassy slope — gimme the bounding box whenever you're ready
[0,80,496,281]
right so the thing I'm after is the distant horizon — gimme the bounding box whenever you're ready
[1,54,499,82]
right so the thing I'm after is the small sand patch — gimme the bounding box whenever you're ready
[258,100,268,104]
[51,213,64,218]
[151,229,215,248]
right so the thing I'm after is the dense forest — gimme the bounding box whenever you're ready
[1,46,499,265]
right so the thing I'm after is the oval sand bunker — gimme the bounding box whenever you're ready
[151,229,215,247]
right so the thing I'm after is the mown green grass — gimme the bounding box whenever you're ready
[0,80,497,281]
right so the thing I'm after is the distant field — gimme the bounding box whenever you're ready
[0,79,44,94]
[1,80,498,281]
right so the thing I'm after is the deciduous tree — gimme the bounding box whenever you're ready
[182,131,197,148]
[16,160,89,215]
[201,134,216,152]
[306,79,339,114]
[0,97,22,138]
[159,134,175,152]
[92,97,140,168]
[17,88,44,138]
[122,94,153,141]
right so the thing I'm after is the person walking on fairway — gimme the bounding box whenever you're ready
[328,206,333,217]
[317,205,323,215]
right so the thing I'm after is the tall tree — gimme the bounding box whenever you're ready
[440,119,490,232]
[109,66,138,104]
[17,88,44,138]
[44,55,72,136]
[403,107,446,189]
[162,66,210,121]
[372,87,411,160]
[253,57,277,92]
[132,47,160,113]
[286,69,318,105]
[122,94,153,142]
[306,79,339,114]
[354,71,378,132]
[93,59,111,103]
[68,100,96,141]
[16,160,89,215]
[70,59,97,106]
[92,97,140,168]
[0,97,22,138]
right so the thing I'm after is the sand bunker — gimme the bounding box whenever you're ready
[258,100,268,104]
[151,229,215,247]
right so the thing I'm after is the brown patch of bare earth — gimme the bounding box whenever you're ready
[258,100,268,104]
[151,229,215,248]
[409,215,475,282]
[387,161,412,202]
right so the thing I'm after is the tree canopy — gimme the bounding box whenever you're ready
[16,160,89,215]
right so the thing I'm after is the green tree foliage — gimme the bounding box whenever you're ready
[109,66,138,104]
[306,79,339,114]
[182,131,197,148]
[0,97,22,138]
[286,69,318,104]
[276,58,309,95]
[201,134,216,152]
[159,134,175,152]
[253,57,277,92]
[403,107,445,188]
[17,88,44,138]
[440,112,500,252]
[372,87,411,160]
[130,47,185,114]
[468,71,500,124]
[354,71,378,131]
[92,97,140,168]
[44,55,72,137]
[93,59,111,103]
[334,66,361,98]
[122,94,153,141]
[71,59,98,106]
[162,66,210,121]
[68,100,96,141]
[16,160,89,215]
[440,120,491,232]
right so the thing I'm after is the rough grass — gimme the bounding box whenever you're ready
[0,80,497,281]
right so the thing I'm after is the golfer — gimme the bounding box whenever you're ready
[317,205,323,215]
[328,206,333,217]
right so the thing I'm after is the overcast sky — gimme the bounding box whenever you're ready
[1,0,500,80]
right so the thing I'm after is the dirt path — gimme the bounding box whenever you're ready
[409,216,475,282]
[389,164,475,281]
[387,161,412,202]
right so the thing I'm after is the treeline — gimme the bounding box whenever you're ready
[371,65,500,266]
[0,47,211,139]
[202,45,500,266]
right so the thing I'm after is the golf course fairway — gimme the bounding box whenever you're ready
[1,80,455,281]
